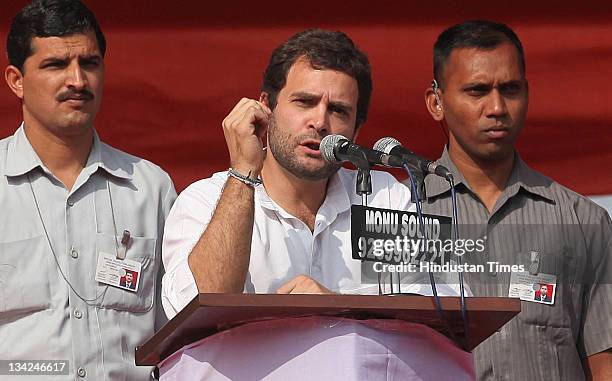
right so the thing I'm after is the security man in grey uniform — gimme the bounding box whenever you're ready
[419,20,611,380]
[0,1,176,380]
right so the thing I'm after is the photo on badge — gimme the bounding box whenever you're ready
[118,268,140,292]
[533,283,555,305]
[95,252,142,293]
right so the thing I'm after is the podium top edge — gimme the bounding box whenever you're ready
[193,293,521,311]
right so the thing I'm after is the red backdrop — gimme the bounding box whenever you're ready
[1,1,611,194]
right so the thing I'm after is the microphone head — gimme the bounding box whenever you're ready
[320,134,348,164]
[373,137,401,154]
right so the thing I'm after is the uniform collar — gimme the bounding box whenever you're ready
[5,123,131,181]
[94,135,132,180]
[423,147,465,199]
[424,146,556,204]
[4,124,45,177]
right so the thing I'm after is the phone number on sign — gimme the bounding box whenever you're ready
[0,360,69,375]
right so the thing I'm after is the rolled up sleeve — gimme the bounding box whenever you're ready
[161,175,225,319]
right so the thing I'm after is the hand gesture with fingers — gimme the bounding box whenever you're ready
[222,97,272,177]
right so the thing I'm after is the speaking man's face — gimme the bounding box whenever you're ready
[266,57,359,181]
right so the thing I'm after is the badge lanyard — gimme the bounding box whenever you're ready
[28,173,124,306]
[107,182,130,260]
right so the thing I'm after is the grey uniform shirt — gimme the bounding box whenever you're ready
[0,126,176,380]
[416,148,612,381]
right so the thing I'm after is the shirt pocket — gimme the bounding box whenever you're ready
[95,232,158,313]
[517,250,572,328]
[0,236,51,318]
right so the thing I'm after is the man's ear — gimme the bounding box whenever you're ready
[425,87,444,122]
[258,92,271,148]
[5,65,24,100]
[259,92,270,108]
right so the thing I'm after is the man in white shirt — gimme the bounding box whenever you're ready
[161,29,412,317]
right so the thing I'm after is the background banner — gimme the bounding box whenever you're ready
[1,1,610,203]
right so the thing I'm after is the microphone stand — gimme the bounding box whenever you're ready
[356,168,372,206]
[408,166,426,203]
[387,156,425,203]
[397,164,425,295]
[351,151,372,203]
[350,151,383,294]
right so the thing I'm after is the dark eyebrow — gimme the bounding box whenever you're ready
[499,79,524,88]
[328,100,353,114]
[290,91,319,101]
[463,79,524,89]
[39,56,69,66]
[291,91,353,113]
[290,91,353,111]
[462,82,492,90]
[39,54,102,66]
[79,54,102,62]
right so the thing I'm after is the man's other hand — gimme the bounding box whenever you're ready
[276,275,333,294]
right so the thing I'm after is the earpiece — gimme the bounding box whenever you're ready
[430,79,449,140]
[431,79,442,111]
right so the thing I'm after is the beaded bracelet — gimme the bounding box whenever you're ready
[227,168,263,187]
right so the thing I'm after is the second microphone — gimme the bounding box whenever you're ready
[320,135,404,169]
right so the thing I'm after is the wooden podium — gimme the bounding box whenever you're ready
[135,293,520,366]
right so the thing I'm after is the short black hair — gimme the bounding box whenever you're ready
[261,29,372,129]
[7,0,106,72]
[433,20,525,87]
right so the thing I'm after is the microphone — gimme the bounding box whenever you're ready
[374,137,452,179]
[320,135,404,168]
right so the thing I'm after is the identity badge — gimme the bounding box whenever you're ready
[508,271,556,305]
[95,252,142,292]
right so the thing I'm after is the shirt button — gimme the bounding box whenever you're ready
[74,309,83,319]
[67,200,75,207]
[70,249,79,259]
[77,367,86,377]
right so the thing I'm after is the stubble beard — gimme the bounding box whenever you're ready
[267,115,340,181]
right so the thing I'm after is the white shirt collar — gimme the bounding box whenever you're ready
[255,168,352,226]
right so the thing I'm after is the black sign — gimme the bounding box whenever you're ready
[351,205,452,265]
